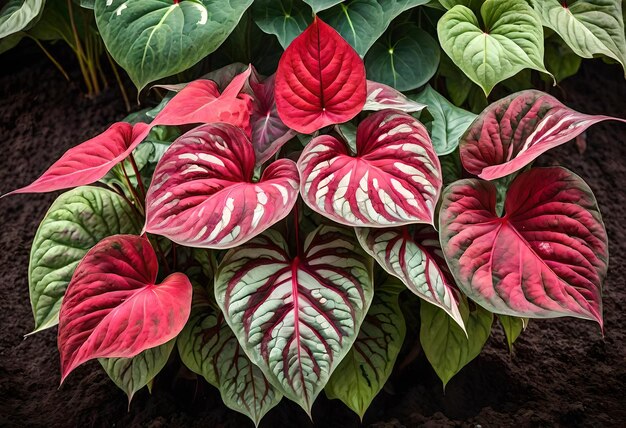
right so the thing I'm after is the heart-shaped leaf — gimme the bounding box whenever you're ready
[497,315,527,351]
[420,295,493,387]
[100,339,175,403]
[215,225,374,414]
[298,109,442,227]
[365,22,440,91]
[274,16,366,134]
[363,80,426,113]
[249,73,296,164]
[145,123,299,249]
[58,235,192,381]
[319,0,431,56]
[0,0,44,38]
[325,278,406,419]
[252,0,311,48]
[532,0,626,76]
[439,167,608,327]
[94,0,253,91]
[544,35,582,83]
[437,0,550,95]
[459,90,626,180]
[178,287,282,425]
[356,226,465,330]
[4,122,148,195]
[28,187,142,334]
[412,85,477,156]
[303,0,342,13]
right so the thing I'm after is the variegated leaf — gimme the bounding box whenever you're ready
[356,226,465,330]
[145,123,299,249]
[298,110,442,227]
[215,225,374,414]
[178,287,281,426]
[363,80,426,113]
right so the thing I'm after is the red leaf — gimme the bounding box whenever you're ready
[144,123,299,249]
[58,235,192,382]
[363,80,425,113]
[274,16,367,134]
[460,90,626,180]
[4,122,149,195]
[439,167,608,327]
[298,109,442,227]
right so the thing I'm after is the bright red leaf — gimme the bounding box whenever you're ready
[274,16,367,134]
[439,167,608,327]
[460,90,626,180]
[4,122,148,195]
[298,109,442,227]
[58,234,192,382]
[144,123,299,249]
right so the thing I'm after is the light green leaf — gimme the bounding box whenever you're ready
[498,314,527,352]
[437,0,550,95]
[178,287,282,426]
[544,35,582,82]
[439,0,484,10]
[99,339,175,403]
[303,0,343,13]
[532,0,626,76]
[28,186,142,333]
[0,0,44,38]
[252,0,311,47]
[365,23,439,91]
[420,296,493,387]
[321,0,430,56]
[325,279,406,419]
[95,0,253,91]
[412,85,476,155]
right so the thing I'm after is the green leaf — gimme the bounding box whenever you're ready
[0,31,22,53]
[439,0,484,10]
[498,314,527,352]
[544,34,582,82]
[532,0,626,76]
[365,23,439,91]
[303,0,343,13]
[252,0,311,47]
[99,339,175,403]
[437,0,550,95]
[325,279,406,419]
[0,0,44,38]
[95,0,253,91]
[178,287,282,426]
[320,0,430,56]
[420,296,493,387]
[412,85,476,155]
[28,186,142,333]
[438,54,473,106]
[439,149,463,185]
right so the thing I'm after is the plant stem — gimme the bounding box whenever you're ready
[120,161,145,215]
[128,153,147,199]
[29,37,70,81]
[67,0,94,95]
[106,50,131,112]
[151,235,171,275]
[293,199,301,257]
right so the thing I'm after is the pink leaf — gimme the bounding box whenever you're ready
[144,123,299,249]
[249,73,296,164]
[58,234,192,382]
[460,90,626,180]
[363,80,426,113]
[439,167,608,327]
[274,16,367,134]
[298,109,442,227]
[4,122,149,195]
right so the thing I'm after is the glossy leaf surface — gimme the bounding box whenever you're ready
[459,90,626,180]
[325,279,406,419]
[274,17,366,134]
[0,0,43,38]
[439,167,608,326]
[58,235,192,381]
[363,80,426,113]
[298,110,442,227]
[178,287,282,425]
[29,187,142,333]
[145,123,299,249]
[356,226,464,330]
[437,0,549,95]
[215,225,374,414]
[5,122,148,195]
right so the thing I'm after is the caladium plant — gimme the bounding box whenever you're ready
[4,8,626,427]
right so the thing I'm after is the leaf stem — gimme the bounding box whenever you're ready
[29,37,70,81]
[106,49,131,112]
[128,153,147,199]
[120,161,145,215]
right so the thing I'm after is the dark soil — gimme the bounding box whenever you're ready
[1,44,625,428]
